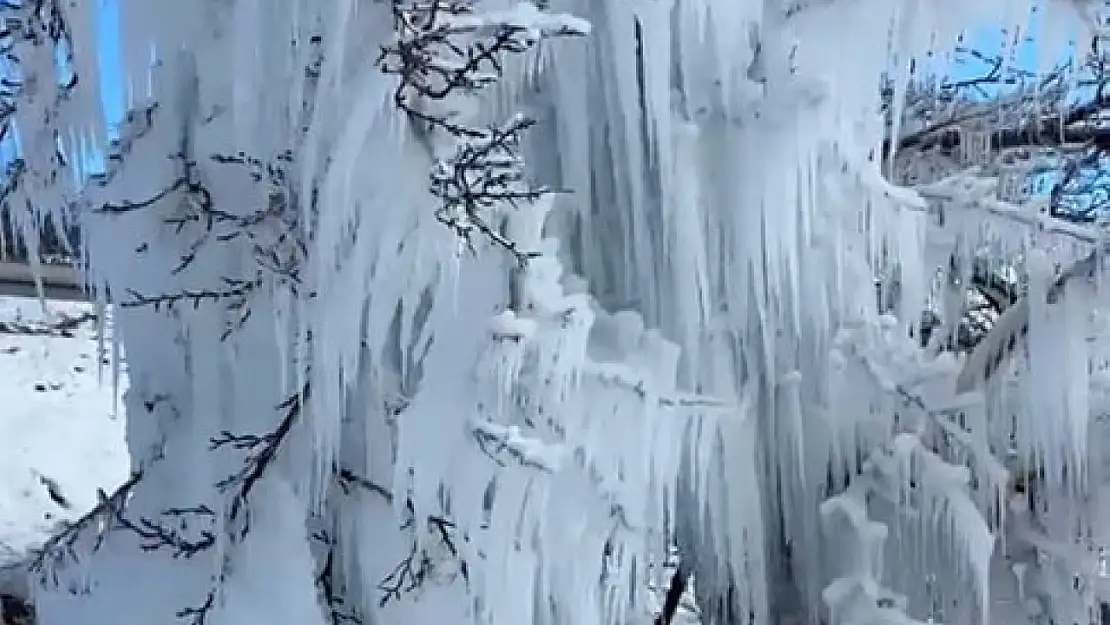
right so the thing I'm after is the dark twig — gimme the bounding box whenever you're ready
[211,382,310,539]
[27,471,143,588]
[330,465,465,607]
[377,0,582,264]
[655,564,691,625]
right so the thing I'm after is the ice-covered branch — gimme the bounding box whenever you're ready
[375,513,462,608]
[893,91,1110,158]
[378,0,584,262]
[0,309,95,336]
[27,471,143,588]
[333,466,393,502]
[430,115,548,264]
[96,148,306,319]
[103,502,216,559]
[839,321,1010,495]
[175,588,217,625]
[469,420,563,471]
[211,381,309,538]
[956,244,1105,393]
[916,173,1103,247]
[330,466,463,609]
[312,531,363,625]
[653,562,692,625]
[378,0,587,132]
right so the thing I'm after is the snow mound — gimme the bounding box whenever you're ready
[0,296,128,569]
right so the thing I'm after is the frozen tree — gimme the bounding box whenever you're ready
[6,1,1110,625]
[849,8,1110,625]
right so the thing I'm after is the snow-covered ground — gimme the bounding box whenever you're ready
[0,296,128,571]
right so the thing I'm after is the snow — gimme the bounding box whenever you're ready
[0,297,128,570]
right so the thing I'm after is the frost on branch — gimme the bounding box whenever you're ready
[95,149,307,337]
[429,114,543,264]
[377,0,589,129]
[376,0,586,263]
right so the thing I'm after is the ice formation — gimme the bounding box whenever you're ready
[3,0,1110,624]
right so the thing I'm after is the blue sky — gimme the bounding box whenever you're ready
[942,5,1073,97]
[97,0,124,136]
